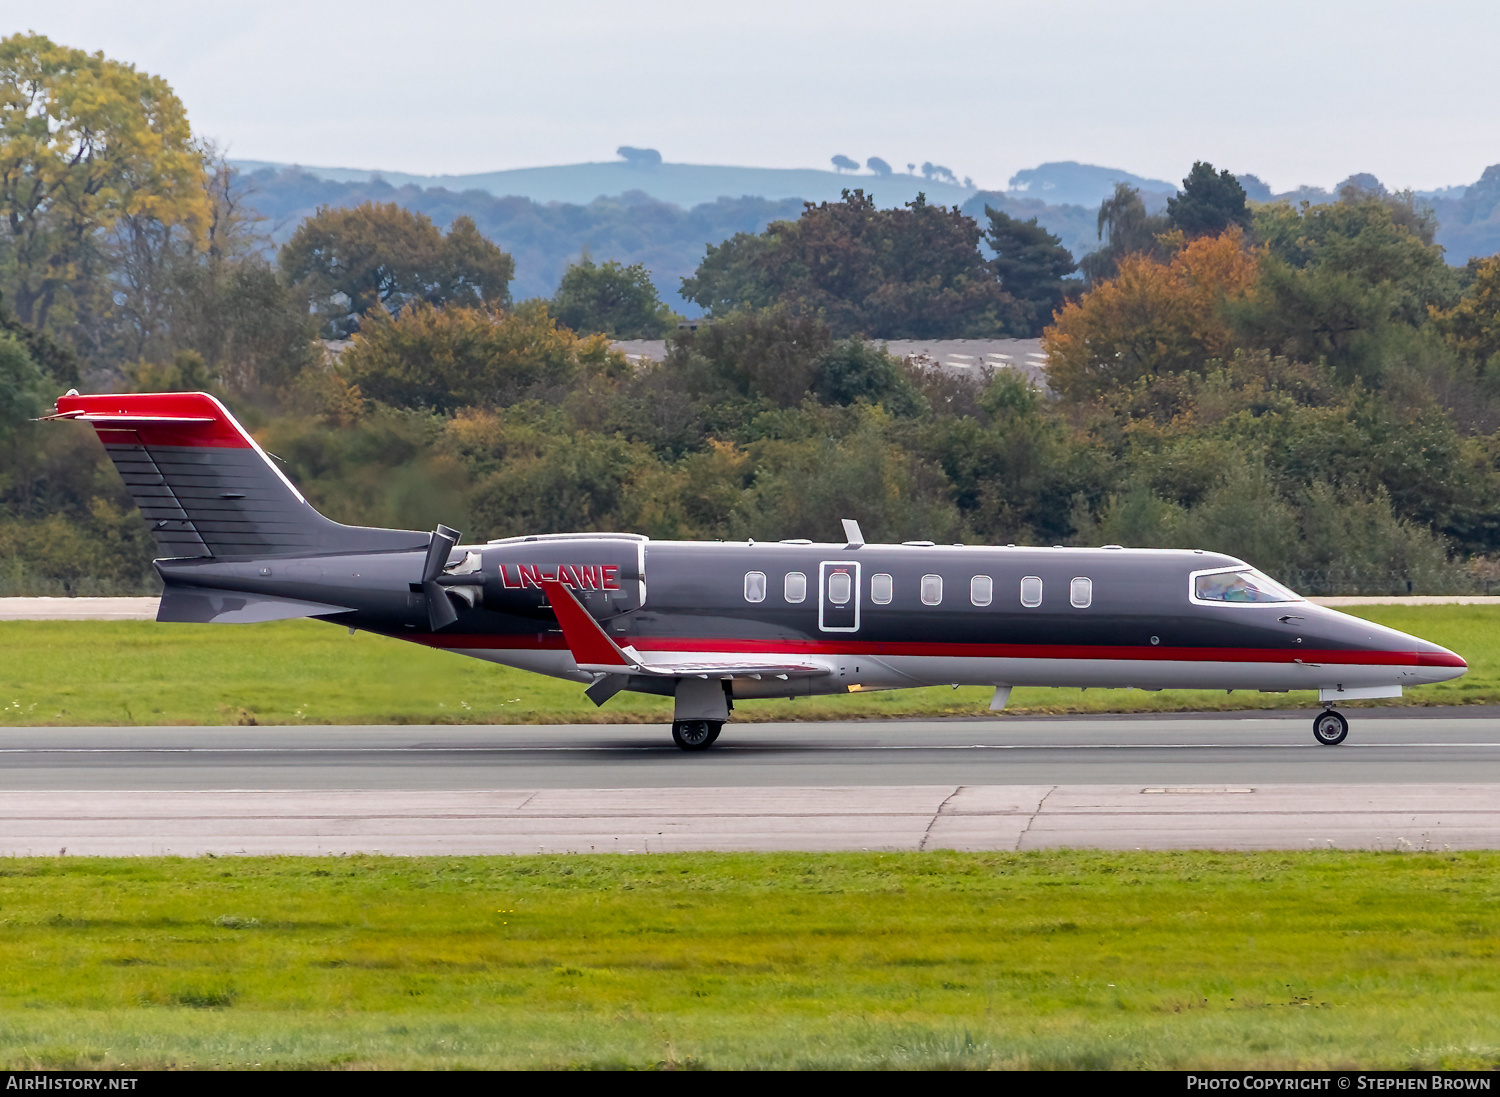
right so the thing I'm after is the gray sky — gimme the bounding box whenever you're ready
[8,0,1499,192]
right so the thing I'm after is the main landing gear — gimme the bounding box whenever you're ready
[672,720,723,751]
[1312,708,1349,746]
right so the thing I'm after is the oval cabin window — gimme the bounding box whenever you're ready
[827,570,852,605]
[744,571,766,602]
[1070,577,1093,608]
[1020,575,1043,607]
[871,572,894,604]
[921,574,943,605]
[970,575,993,606]
[784,571,807,603]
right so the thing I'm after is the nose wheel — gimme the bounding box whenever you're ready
[1312,709,1349,746]
[672,720,722,751]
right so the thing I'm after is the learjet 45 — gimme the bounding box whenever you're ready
[47,391,1468,749]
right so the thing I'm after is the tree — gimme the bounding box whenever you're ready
[983,207,1078,335]
[0,33,208,332]
[1044,228,1261,400]
[1167,161,1251,238]
[866,157,892,177]
[340,301,624,412]
[0,331,45,441]
[830,155,858,173]
[280,203,513,338]
[1238,191,1459,380]
[1431,255,1500,373]
[666,306,832,408]
[681,191,1025,339]
[110,154,314,394]
[1079,183,1170,284]
[551,255,675,338]
[617,146,661,168]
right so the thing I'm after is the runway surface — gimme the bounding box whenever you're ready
[3,711,1499,790]
[2,712,1500,853]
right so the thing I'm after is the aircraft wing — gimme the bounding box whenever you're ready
[541,579,828,679]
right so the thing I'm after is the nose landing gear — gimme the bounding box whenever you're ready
[1312,708,1349,746]
[672,720,722,751]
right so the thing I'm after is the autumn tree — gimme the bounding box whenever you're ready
[340,301,625,412]
[1432,255,1500,373]
[0,33,208,332]
[1044,228,1261,400]
[551,255,675,338]
[280,203,514,338]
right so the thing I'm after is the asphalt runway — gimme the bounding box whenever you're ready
[2,712,1500,854]
[3,710,1499,791]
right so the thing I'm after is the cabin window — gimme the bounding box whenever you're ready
[826,569,853,605]
[744,571,766,602]
[871,572,894,604]
[970,575,993,606]
[784,571,807,603]
[921,574,943,605]
[1020,575,1043,607]
[1070,576,1093,608]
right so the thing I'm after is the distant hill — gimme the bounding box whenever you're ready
[1006,161,1177,207]
[232,157,1500,311]
[234,165,1113,311]
[236,168,808,307]
[231,159,979,212]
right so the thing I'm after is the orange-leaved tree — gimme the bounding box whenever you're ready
[1043,228,1261,401]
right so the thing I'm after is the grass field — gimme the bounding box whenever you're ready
[0,605,1495,726]
[0,850,1497,1070]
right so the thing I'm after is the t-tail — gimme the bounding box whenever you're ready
[49,391,460,630]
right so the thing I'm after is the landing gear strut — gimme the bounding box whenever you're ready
[672,720,722,751]
[1312,708,1349,746]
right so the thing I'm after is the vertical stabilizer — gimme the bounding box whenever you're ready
[52,392,427,558]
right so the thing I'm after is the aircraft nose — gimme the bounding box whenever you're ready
[1411,640,1467,684]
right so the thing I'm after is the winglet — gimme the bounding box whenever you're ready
[541,579,638,671]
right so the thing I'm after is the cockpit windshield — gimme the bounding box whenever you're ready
[1193,567,1302,604]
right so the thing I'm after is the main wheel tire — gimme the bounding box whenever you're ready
[1313,709,1349,746]
[672,720,715,751]
[705,722,722,745]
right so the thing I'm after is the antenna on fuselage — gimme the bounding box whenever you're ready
[841,519,865,549]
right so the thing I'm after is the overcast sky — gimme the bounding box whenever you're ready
[7,0,1499,192]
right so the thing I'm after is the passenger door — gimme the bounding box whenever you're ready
[819,561,861,632]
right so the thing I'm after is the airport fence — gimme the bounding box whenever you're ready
[1277,567,1498,597]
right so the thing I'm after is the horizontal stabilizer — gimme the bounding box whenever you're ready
[158,587,354,624]
[542,578,829,680]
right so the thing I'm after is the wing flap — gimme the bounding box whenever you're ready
[542,579,830,679]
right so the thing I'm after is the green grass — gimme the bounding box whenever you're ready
[0,851,1497,1069]
[1,605,1495,726]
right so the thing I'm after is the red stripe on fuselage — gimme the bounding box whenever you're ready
[403,632,1456,668]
